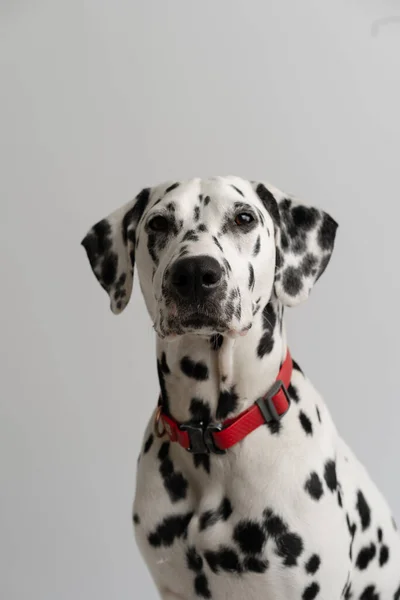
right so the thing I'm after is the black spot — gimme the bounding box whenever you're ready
[198,223,207,232]
[194,574,211,599]
[243,557,269,573]
[356,543,376,570]
[337,490,343,508]
[292,206,319,230]
[360,585,380,600]
[292,236,307,255]
[115,272,126,288]
[282,266,303,297]
[182,229,199,243]
[262,300,277,329]
[213,236,223,251]
[276,531,304,566]
[292,359,304,374]
[318,213,338,251]
[143,433,154,454]
[159,457,174,478]
[200,497,233,531]
[255,183,280,225]
[157,358,170,414]
[166,202,175,212]
[220,497,233,520]
[217,386,239,420]
[377,527,383,543]
[157,441,188,502]
[305,472,324,500]
[199,510,218,532]
[346,514,357,560]
[157,441,170,461]
[125,187,150,229]
[148,512,193,547]
[204,195,211,206]
[193,454,211,474]
[161,352,170,374]
[189,398,212,424]
[229,184,244,197]
[181,357,209,381]
[90,219,112,252]
[275,246,283,269]
[356,490,371,531]
[102,252,118,287]
[305,554,320,575]
[324,459,337,492]
[248,263,255,290]
[288,384,300,403]
[210,334,223,350]
[133,514,140,525]
[302,582,320,600]
[264,509,287,537]
[316,406,322,423]
[194,206,200,221]
[317,254,330,280]
[257,301,277,358]
[266,419,282,435]
[257,332,274,358]
[204,547,242,574]
[253,235,261,256]
[187,546,203,572]
[280,230,289,250]
[302,253,318,277]
[234,520,266,555]
[165,182,180,194]
[379,545,389,566]
[299,411,313,435]
[394,584,400,600]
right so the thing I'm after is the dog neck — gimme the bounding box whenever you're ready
[156,295,287,424]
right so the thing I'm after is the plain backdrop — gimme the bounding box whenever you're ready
[1,1,399,599]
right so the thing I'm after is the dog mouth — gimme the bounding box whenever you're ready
[158,306,252,339]
[162,310,228,336]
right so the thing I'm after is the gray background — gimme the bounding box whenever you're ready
[1,1,399,599]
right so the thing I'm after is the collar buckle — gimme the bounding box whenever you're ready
[256,379,291,423]
[180,422,226,455]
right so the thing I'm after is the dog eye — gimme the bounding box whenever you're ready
[148,216,169,232]
[235,213,254,226]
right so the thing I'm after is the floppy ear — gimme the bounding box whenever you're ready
[254,182,338,306]
[81,188,150,314]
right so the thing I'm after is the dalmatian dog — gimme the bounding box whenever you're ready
[82,176,400,600]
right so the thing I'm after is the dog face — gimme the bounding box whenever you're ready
[81,176,338,338]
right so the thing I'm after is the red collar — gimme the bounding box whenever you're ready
[154,350,293,455]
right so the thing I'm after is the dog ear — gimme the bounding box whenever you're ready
[254,182,338,306]
[81,188,151,314]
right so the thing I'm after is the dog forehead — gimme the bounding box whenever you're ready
[148,176,258,217]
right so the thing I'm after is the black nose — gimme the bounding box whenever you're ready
[169,255,223,301]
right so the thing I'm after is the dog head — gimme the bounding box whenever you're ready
[81,176,338,338]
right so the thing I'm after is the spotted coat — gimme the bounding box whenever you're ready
[82,176,400,600]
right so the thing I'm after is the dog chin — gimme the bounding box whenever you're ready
[161,313,229,338]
